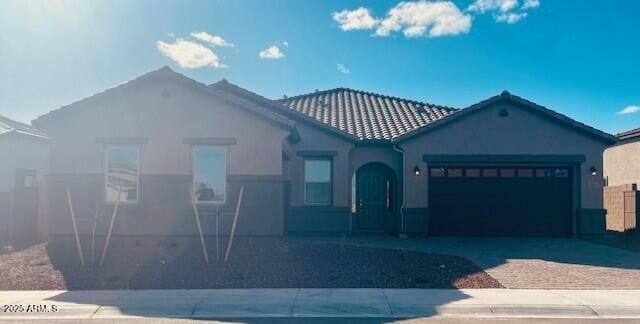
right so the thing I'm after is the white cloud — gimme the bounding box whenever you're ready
[259,45,284,59]
[468,0,519,13]
[156,39,227,69]
[468,0,539,23]
[190,32,233,47]
[522,0,540,9]
[332,7,378,31]
[333,0,538,39]
[495,12,527,23]
[618,105,640,115]
[376,1,471,38]
[337,63,350,74]
[283,41,289,47]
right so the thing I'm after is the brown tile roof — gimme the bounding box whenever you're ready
[277,88,457,140]
[0,114,48,139]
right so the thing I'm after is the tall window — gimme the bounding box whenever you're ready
[105,146,139,202]
[193,147,227,203]
[304,159,332,205]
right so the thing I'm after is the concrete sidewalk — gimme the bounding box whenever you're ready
[1,289,640,320]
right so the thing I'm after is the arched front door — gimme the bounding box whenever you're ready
[354,163,395,232]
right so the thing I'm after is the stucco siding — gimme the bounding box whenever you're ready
[0,134,49,241]
[287,123,354,207]
[0,134,48,193]
[400,101,607,211]
[42,77,289,176]
[40,75,290,237]
[283,123,354,232]
[604,140,640,187]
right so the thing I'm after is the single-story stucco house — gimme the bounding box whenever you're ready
[32,67,616,241]
[603,128,640,232]
[0,115,49,243]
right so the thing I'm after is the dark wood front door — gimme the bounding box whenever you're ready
[356,164,388,231]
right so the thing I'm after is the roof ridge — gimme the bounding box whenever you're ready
[279,87,457,111]
[393,91,616,144]
[211,80,360,142]
[506,93,616,142]
[33,66,181,126]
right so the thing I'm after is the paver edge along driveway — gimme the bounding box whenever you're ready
[305,236,640,289]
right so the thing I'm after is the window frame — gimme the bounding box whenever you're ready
[104,145,141,204]
[303,157,333,206]
[192,145,228,205]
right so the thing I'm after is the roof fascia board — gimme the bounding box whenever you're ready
[423,154,586,164]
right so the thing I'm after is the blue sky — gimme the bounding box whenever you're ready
[0,0,639,134]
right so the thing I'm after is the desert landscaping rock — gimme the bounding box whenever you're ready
[0,238,501,290]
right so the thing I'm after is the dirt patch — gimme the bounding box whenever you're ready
[0,237,502,290]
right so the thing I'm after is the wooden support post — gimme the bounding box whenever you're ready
[225,186,244,262]
[191,194,210,264]
[66,187,85,267]
[99,190,122,267]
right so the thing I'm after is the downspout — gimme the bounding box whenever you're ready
[392,144,406,235]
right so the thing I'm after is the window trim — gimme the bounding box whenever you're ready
[303,157,333,206]
[104,145,140,204]
[192,145,228,205]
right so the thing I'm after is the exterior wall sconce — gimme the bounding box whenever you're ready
[414,166,421,176]
[589,166,598,176]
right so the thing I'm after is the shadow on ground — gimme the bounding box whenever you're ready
[4,234,640,319]
[40,236,499,290]
[318,235,640,289]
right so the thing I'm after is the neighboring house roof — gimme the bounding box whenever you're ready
[0,114,48,140]
[32,67,298,139]
[617,127,640,142]
[277,88,457,140]
[393,91,617,144]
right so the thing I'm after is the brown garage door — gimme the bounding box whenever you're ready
[428,166,573,237]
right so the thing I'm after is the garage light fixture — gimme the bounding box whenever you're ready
[590,166,598,176]
[414,165,421,176]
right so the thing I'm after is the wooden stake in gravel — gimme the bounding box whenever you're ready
[65,187,85,267]
[191,193,210,264]
[100,189,122,267]
[225,186,244,262]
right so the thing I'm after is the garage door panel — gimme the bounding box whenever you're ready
[429,166,572,237]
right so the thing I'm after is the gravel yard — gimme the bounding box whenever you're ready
[0,237,502,290]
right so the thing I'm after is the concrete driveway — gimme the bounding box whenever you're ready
[319,236,640,289]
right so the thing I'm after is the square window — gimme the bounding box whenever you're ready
[518,169,533,178]
[23,174,36,187]
[430,167,445,177]
[500,169,515,177]
[483,169,498,177]
[305,159,332,205]
[193,147,227,203]
[536,169,549,177]
[448,168,463,177]
[553,168,569,178]
[465,168,480,177]
[105,146,139,202]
